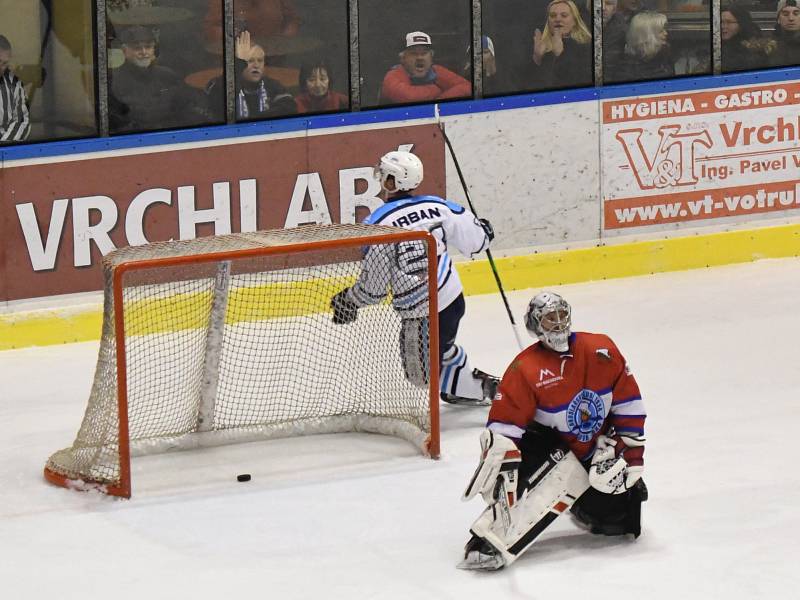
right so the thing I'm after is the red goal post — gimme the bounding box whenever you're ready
[44,224,440,498]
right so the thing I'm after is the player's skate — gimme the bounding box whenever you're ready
[457,535,505,571]
[441,369,499,407]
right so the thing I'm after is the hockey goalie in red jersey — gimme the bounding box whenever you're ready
[459,291,647,571]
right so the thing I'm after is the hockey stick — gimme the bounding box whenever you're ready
[437,120,526,351]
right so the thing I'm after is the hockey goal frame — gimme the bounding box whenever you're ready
[44,227,440,498]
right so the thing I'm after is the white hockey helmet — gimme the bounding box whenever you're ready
[525,291,572,352]
[375,150,424,192]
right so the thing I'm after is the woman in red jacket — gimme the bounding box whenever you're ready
[294,60,349,113]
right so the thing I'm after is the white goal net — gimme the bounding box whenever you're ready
[44,224,440,497]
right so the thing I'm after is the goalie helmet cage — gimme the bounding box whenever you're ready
[44,224,440,498]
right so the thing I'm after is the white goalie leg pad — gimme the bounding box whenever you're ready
[441,345,483,400]
[399,317,429,388]
[468,448,590,568]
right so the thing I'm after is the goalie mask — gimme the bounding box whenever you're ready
[525,292,571,352]
[375,150,424,192]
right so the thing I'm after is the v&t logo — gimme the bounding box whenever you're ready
[616,125,712,190]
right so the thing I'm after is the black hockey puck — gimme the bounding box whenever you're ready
[237,474,251,482]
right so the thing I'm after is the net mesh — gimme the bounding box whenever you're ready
[45,224,435,494]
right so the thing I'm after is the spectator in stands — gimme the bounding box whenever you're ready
[615,11,674,82]
[528,0,593,90]
[478,35,513,96]
[464,35,512,96]
[0,34,30,143]
[380,31,471,105]
[721,4,775,72]
[482,0,552,90]
[206,31,296,121]
[771,0,800,67]
[603,0,618,24]
[603,0,643,82]
[109,26,202,133]
[295,60,348,113]
[204,0,300,52]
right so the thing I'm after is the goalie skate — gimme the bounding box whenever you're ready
[457,535,505,571]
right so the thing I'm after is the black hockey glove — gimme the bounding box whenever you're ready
[478,218,494,242]
[331,288,358,324]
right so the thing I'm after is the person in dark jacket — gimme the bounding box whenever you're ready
[602,0,643,83]
[615,11,674,83]
[206,30,296,121]
[109,26,203,133]
[771,0,800,67]
[528,0,593,90]
[721,4,774,73]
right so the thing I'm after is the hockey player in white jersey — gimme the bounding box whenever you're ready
[330,150,498,405]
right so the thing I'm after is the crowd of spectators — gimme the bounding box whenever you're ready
[7,1,800,145]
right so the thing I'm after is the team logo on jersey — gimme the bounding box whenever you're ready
[539,368,556,381]
[536,366,563,388]
[566,389,605,442]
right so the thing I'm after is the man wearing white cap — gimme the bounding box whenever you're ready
[380,31,471,104]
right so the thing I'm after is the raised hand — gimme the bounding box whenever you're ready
[551,29,564,57]
[532,29,545,65]
[235,30,252,61]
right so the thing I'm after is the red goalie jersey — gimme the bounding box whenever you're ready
[487,332,646,466]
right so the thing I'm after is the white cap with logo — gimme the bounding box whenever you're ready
[405,31,432,48]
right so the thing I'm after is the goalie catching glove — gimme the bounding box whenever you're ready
[589,433,645,495]
[330,288,359,324]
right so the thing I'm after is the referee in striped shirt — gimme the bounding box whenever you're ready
[0,35,31,143]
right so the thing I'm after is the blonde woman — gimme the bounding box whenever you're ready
[617,11,674,82]
[529,0,593,89]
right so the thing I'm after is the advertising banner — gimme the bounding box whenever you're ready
[1,124,444,302]
[602,82,800,230]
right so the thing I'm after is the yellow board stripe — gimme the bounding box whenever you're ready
[456,223,800,294]
[123,276,359,338]
[2,223,799,350]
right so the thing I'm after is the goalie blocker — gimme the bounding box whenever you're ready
[459,424,647,571]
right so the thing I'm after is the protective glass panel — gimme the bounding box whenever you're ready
[482,0,594,95]
[107,0,224,135]
[722,1,798,72]
[603,0,711,84]
[229,0,349,121]
[358,0,473,109]
[0,0,97,145]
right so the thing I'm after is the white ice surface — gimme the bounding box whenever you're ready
[1,258,799,599]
